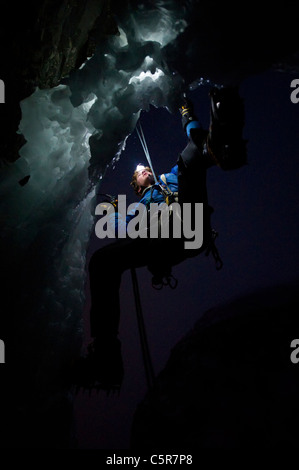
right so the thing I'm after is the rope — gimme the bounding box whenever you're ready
[136,121,158,184]
[131,267,155,390]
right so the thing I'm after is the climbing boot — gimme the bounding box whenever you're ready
[207,86,247,170]
[71,337,124,394]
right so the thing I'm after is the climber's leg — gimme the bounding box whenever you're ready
[89,237,150,339]
[73,237,167,391]
[207,86,247,170]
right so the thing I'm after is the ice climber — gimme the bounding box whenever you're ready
[72,86,247,392]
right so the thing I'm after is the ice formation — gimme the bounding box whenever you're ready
[1,2,211,359]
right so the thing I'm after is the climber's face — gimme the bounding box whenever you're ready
[136,168,154,192]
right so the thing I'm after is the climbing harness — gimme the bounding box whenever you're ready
[159,174,179,206]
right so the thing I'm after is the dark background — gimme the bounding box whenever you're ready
[73,68,299,448]
[0,0,298,452]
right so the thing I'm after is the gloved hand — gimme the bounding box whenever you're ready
[179,94,197,130]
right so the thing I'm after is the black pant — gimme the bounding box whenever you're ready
[89,128,211,338]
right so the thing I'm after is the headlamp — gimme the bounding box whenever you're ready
[136,164,146,172]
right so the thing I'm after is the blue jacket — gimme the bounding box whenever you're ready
[108,164,178,237]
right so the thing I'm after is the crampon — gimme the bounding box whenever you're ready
[70,338,124,395]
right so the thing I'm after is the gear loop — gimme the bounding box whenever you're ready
[151,273,178,290]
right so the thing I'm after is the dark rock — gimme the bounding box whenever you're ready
[131,282,299,449]
[0,0,121,164]
[162,2,299,86]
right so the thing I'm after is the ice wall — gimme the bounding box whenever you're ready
[1,1,205,366]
